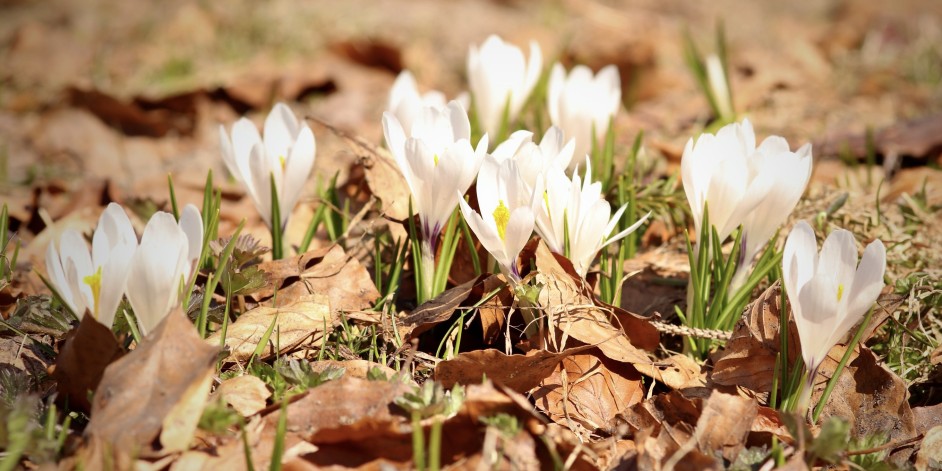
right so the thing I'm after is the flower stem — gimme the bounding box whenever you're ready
[270,173,284,260]
[419,240,436,304]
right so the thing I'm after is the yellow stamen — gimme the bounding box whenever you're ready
[492,200,510,241]
[279,155,287,170]
[543,191,550,213]
[836,283,844,302]
[433,154,439,166]
[83,266,103,318]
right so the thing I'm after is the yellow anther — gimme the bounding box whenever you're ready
[83,266,103,318]
[279,155,287,170]
[433,154,439,166]
[836,283,844,302]
[492,200,510,241]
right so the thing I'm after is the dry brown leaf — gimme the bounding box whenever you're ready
[254,245,380,313]
[308,117,410,225]
[634,354,706,390]
[531,242,656,367]
[51,314,124,413]
[532,350,644,432]
[634,421,722,471]
[208,295,335,362]
[434,345,594,393]
[213,375,271,417]
[693,391,757,462]
[916,425,942,471]
[812,345,916,444]
[279,379,546,469]
[79,308,219,466]
[397,274,504,342]
[711,282,799,394]
[913,403,942,436]
[274,376,412,444]
[750,406,793,444]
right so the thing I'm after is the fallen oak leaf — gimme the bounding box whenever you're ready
[213,374,271,417]
[532,349,645,433]
[530,242,653,367]
[633,354,706,390]
[693,391,758,462]
[51,313,124,413]
[528,240,660,353]
[79,307,219,466]
[207,295,335,363]
[710,282,798,394]
[254,245,379,313]
[434,344,596,393]
[306,116,411,224]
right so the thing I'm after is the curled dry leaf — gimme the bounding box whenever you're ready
[80,308,219,467]
[396,274,506,342]
[254,245,380,314]
[213,374,271,417]
[51,313,124,413]
[531,241,656,368]
[310,117,411,224]
[812,345,916,445]
[693,391,758,463]
[531,349,645,433]
[208,295,335,362]
[269,378,547,470]
[633,420,721,471]
[711,282,799,394]
[434,344,595,393]
[633,354,706,390]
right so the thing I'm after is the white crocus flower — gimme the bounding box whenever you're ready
[389,71,446,135]
[535,162,650,276]
[547,63,621,167]
[383,100,487,244]
[45,203,137,327]
[491,126,575,191]
[682,119,812,252]
[783,221,885,376]
[740,138,813,264]
[219,102,316,230]
[126,205,203,337]
[458,155,536,281]
[468,35,542,139]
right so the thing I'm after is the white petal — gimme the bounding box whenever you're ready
[281,124,317,227]
[127,213,189,336]
[782,220,817,308]
[218,125,243,183]
[230,118,262,180]
[45,241,79,316]
[796,273,842,370]
[817,229,858,289]
[60,230,93,316]
[248,143,274,228]
[844,239,886,328]
[179,204,204,269]
[263,102,300,164]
